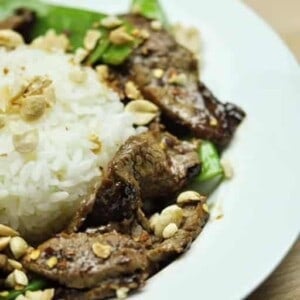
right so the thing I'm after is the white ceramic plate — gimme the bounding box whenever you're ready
[49,0,300,299]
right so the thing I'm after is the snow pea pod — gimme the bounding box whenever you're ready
[188,141,224,195]
[198,141,224,182]
[0,0,140,65]
[130,0,168,25]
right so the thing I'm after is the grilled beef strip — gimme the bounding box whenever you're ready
[106,15,245,147]
[67,127,200,232]
[54,275,143,300]
[22,231,150,290]
[23,201,208,300]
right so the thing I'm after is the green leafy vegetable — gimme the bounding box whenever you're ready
[0,0,106,49]
[0,0,141,65]
[188,141,224,195]
[0,278,48,300]
[85,35,110,65]
[130,0,168,26]
[198,141,224,182]
[102,44,134,66]
[101,21,142,66]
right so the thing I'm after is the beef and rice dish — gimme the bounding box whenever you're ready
[0,1,245,299]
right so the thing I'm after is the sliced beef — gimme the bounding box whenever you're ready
[107,15,245,147]
[22,231,149,290]
[68,128,200,231]
[24,200,208,299]
[54,275,143,300]
[0,8,36,41]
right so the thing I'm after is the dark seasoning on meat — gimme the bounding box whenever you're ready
[0,4,245,300]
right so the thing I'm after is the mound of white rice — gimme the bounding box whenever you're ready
[0,46,136,240]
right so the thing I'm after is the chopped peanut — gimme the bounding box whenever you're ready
[125,81,140,99]
[46,256,58,269]
[9,236,28,259]
[101,16,123,29]
[92,242,112,259]
[29,249,41,261]
[13,130,39,154]
[84,29,101,51]
[162,223,178,239]
[0,30,24,49]
[0,224,19,237]
[125,100,159,125]
[109,27,134,45]
[177,191,206,204]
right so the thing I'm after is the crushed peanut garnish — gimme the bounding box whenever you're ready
[101,16,123,29]
[125,99,159,126]
[168,73,187,85]
[29,249,41,261]
[92,242,112,259]
[89,134,102,154]
[10,236,28,259]
[209,117,218,127]
[131,28,140,38]
[162,223,178,239]
[5,271,16,288]
[46,256,58,269]
[0,30,24,49]
[177,190,206,204]
[21,95,46,121]
[24,76,52,96]
[96,65,109,81]
[0,224,19,237]
[132,28,149,39]
[149,213,160,231]
[151,20,163,31]
[69,67,87,84]
[14,269,28,286]
[8,259,22,270]
[202,203,209,213]
[125,81,140,99]
[13,129,39,154]
[5,269,28,288]
[116,287,129,299]
[172,23,201,56]
[73,48,88,64]
[25,289,55,300]
[0,236,11,251]
[84,29,102,51]
[161,205,184,224]
[150,205,183,237]
[139,29,150,39]
[109,27,134,45]
[31,29,70,52]
[221,159,234,179]
[153,68,164,79]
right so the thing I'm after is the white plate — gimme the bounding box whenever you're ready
[49,0,300,299]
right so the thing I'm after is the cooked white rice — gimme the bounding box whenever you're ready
[0,46,136,240]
